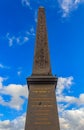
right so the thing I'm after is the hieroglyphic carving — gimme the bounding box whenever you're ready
[34,7,50,71]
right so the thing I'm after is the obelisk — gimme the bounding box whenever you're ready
[25,7,60,130]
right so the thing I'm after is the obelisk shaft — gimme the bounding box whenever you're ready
[32,8,52,76]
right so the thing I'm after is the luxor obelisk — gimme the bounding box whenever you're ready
[25,7,60,130]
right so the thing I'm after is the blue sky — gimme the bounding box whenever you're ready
[0,0,84,130]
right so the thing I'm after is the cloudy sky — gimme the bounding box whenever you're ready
[0,0,84,130]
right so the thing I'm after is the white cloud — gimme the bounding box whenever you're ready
[59,108,84,130]
[0,113,26,130]
[6,27,35,47]
[0,114,3,117]
[34,10,38,22]
[0,77,4,88]
[23,37,29,42]
[56,77,84,130]
[56,76,84,130]
[21,0,32,9]
[57,94,84,110]
[26,27,35,36]
[16,37,20,44]
[22,0,30,7]
[9,37,15,47]
[6,33,29,47]
[57,77,84,108]
[58,0,84,17]
[21,0,84,18]
[0,77,7,89]
[0,77,28,110]
[17,71,22,76]
[0,64,4,69]
[0,76,84,130]
[0,63,10,69]
[0,76,72,111]
[57,76,73,95]
[0,108,84,130]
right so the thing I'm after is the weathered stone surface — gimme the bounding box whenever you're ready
[32,7,52,76]
[25,7,60,130]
